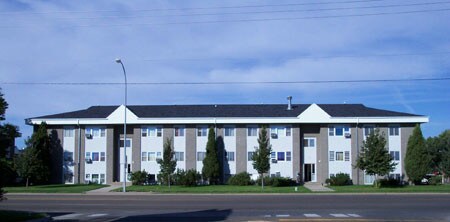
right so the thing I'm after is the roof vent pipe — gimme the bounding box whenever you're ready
[287,96,293,110]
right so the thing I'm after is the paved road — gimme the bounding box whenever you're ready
[1,193,450,221]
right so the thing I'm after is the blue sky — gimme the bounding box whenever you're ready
[0,0,449,148]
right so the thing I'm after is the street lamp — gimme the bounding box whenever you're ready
[115,58,127,193]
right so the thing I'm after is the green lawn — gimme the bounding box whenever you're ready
[0,210,46,222]
[329,184,450,193]
[118,185,310,193]
[4,184,107,193]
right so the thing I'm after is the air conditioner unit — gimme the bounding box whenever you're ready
[344,133,351,138]
[271,133,278,139]
[85,134,93,139]
[271,159,278,163]
[85,159,92,164]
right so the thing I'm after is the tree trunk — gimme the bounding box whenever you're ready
[26,177,29,188]
[261,173,264,190]
[442,172,445,184]
[168,174,171,188]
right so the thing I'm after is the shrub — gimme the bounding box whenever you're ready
[328,173,352,186]
[130,170,148,185]
[378,178,402,187]
[174,169,201,186]
[429,175,442,185]
[256,176,273,186]
[228,172,252,186]
[272,177,295,187]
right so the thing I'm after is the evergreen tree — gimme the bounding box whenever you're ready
[405,124,430,184]
[157,138,177,187]
[202,127,220,184]
[16,122,51,186]
[0,89,7,121]
[252,125,272,189]
[356,129,396,187]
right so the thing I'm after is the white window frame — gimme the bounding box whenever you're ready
[389,125,400,136]
[363,125,375,138]
[142,152,147,161]
[197,151,206,161]
[247,152,254,161]
[224,126,235,137]
[174,152,184,161]
[329,151,335,161]
[197,127,208,137]
[174,126,185,137]
[286,126,292,137]
[64,128,74,137]
[304,138,316,148]
[286,151,292,161]
[344,151,350,161]
[225,151,235,161]
[390,151,400,161]
[247,126,258,137]
[336,152,344,161]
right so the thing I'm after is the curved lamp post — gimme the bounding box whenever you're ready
[115,58,127,193]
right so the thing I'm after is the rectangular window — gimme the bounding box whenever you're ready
[85,152,91,160]
[286,151,291,161]
[197,152,206,161]
[141,128,148,137]
[92,152,99,161]
[225,151,235,161]
[329,127,334,136]
[389,173,401,180]
[92,129,100,137]
[148,152,156,161]
[156,152,162,160]
[174,152,184,161]
[329,151,335,161]
[100,174,105,184]
[247,127,257,137]
[247,152,254,161]
[390,151,400,161]
[345,151,350,161]
[335,126,344,136]
[389,126,399,136]
[224,127,235,137]
[304,138,316,147]
[277,152,285,161]
[149,128,156,137]
[364,126,375,137]
[197,127,207,137]
[85,174,90,180]
[92,174,99,183]
[336,152,344,161]
[100,129,106,137]
[141,152,147,161]
[100,152,105,161]
[286,127,291,136]
[64,129,74,137]
[119,139,131,148]
[174,127,184,137]
[156,127,162,137]
[271,152,276,159]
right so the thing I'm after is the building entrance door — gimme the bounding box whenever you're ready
[119,138,132,182]
[304,164,316,182]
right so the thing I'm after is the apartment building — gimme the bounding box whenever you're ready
[26,101,428,185]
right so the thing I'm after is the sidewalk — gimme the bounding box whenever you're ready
[85,184,123,194]
[304,183,334,192]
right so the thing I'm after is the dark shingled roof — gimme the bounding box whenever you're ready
[30,104,422,119]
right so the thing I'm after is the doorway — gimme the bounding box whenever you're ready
[304,163,316,182]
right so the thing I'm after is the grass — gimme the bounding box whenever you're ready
[329,184,450,193]
[116,185,310,193]
[4,184,108,193]
[0,210,46,222]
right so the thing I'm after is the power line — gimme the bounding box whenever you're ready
[10,1,449,21]
[1,77,449,86]
[0,0,385,15]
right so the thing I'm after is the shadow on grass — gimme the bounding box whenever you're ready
[115,209,232,222]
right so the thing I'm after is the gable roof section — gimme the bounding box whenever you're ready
[30,104,423,120]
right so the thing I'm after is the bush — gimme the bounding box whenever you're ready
[256,176,273,186]
[327,173,352,186]
[378,178,402,187]
[174,169,201,186]
[429,175,442,185]
[272,177,296,187]
[130,170,148,185]
[228,172,252,186]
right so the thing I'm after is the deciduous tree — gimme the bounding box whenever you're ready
[252,125,272,189]
[157,138,177,187]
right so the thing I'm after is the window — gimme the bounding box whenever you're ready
[100,152,105,161]
[197,127,207,137]
[156,152,162,160]
[142,152,147,161]
[225,151,235,161]
[141,128,148,137]
[336,152,344,161]
[304,138,316,147]
[390,151,400,161]
[119,139,131,148]
[174,127,184,137]
[100,174,105,184]
[277,152,285,161]
[92,128,100,137]
[328,127,334,136]
[92,152,99,161]
[149,128,156,137]
[271,152,276,159]
[174,152,184,161]
[64,129,74,137]
[197,152,206,161]
[329,126,350,137]
[92,174,99,183]
[148,152,156,161]
[224,127,235,137]
[286,127,291,136]
[389,126,399,136]
[85,152,91,160]
[100,129,106,137]
[335,126,344,136]
[247,152,254,161]
[286,151,291,161]
[345,151,350,161]
[85,174,90,180]
[329,151,335,161]
[247,127,257,137]
[389,173,401,180]
[364,126,375,137]
[156,127,162,137]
